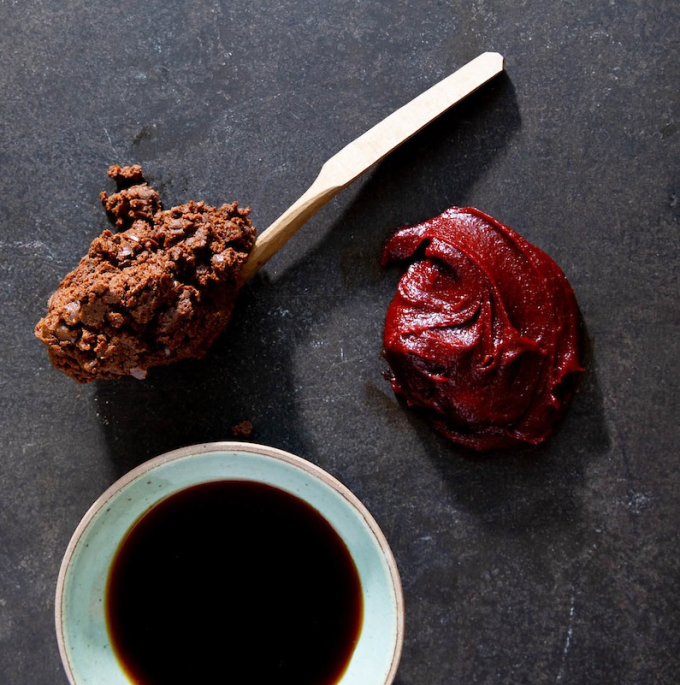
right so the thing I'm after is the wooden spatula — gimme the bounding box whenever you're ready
[240,51,504,282]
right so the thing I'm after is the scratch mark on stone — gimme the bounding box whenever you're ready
[0,240,58,262]
[102,125,119,157]
[556,594,575,683]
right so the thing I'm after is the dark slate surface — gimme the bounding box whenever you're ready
[1,1,678,683]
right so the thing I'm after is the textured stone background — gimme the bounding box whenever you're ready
[1,1,678,683]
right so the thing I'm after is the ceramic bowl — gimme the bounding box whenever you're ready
[56,442,404,685]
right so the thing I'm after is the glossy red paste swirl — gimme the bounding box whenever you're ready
[382,207,583,450]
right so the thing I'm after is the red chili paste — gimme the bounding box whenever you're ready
[382,207,583,450]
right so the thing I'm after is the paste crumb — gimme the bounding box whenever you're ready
[231,420,254,438]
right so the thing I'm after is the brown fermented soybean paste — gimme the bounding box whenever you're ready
[106,480,363,685]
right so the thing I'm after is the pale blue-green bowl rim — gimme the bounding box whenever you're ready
[55,441,405,685]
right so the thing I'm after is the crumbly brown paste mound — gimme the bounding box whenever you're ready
[35,166,256,383]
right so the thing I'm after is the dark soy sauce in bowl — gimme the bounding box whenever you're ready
[105,480,364,685]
